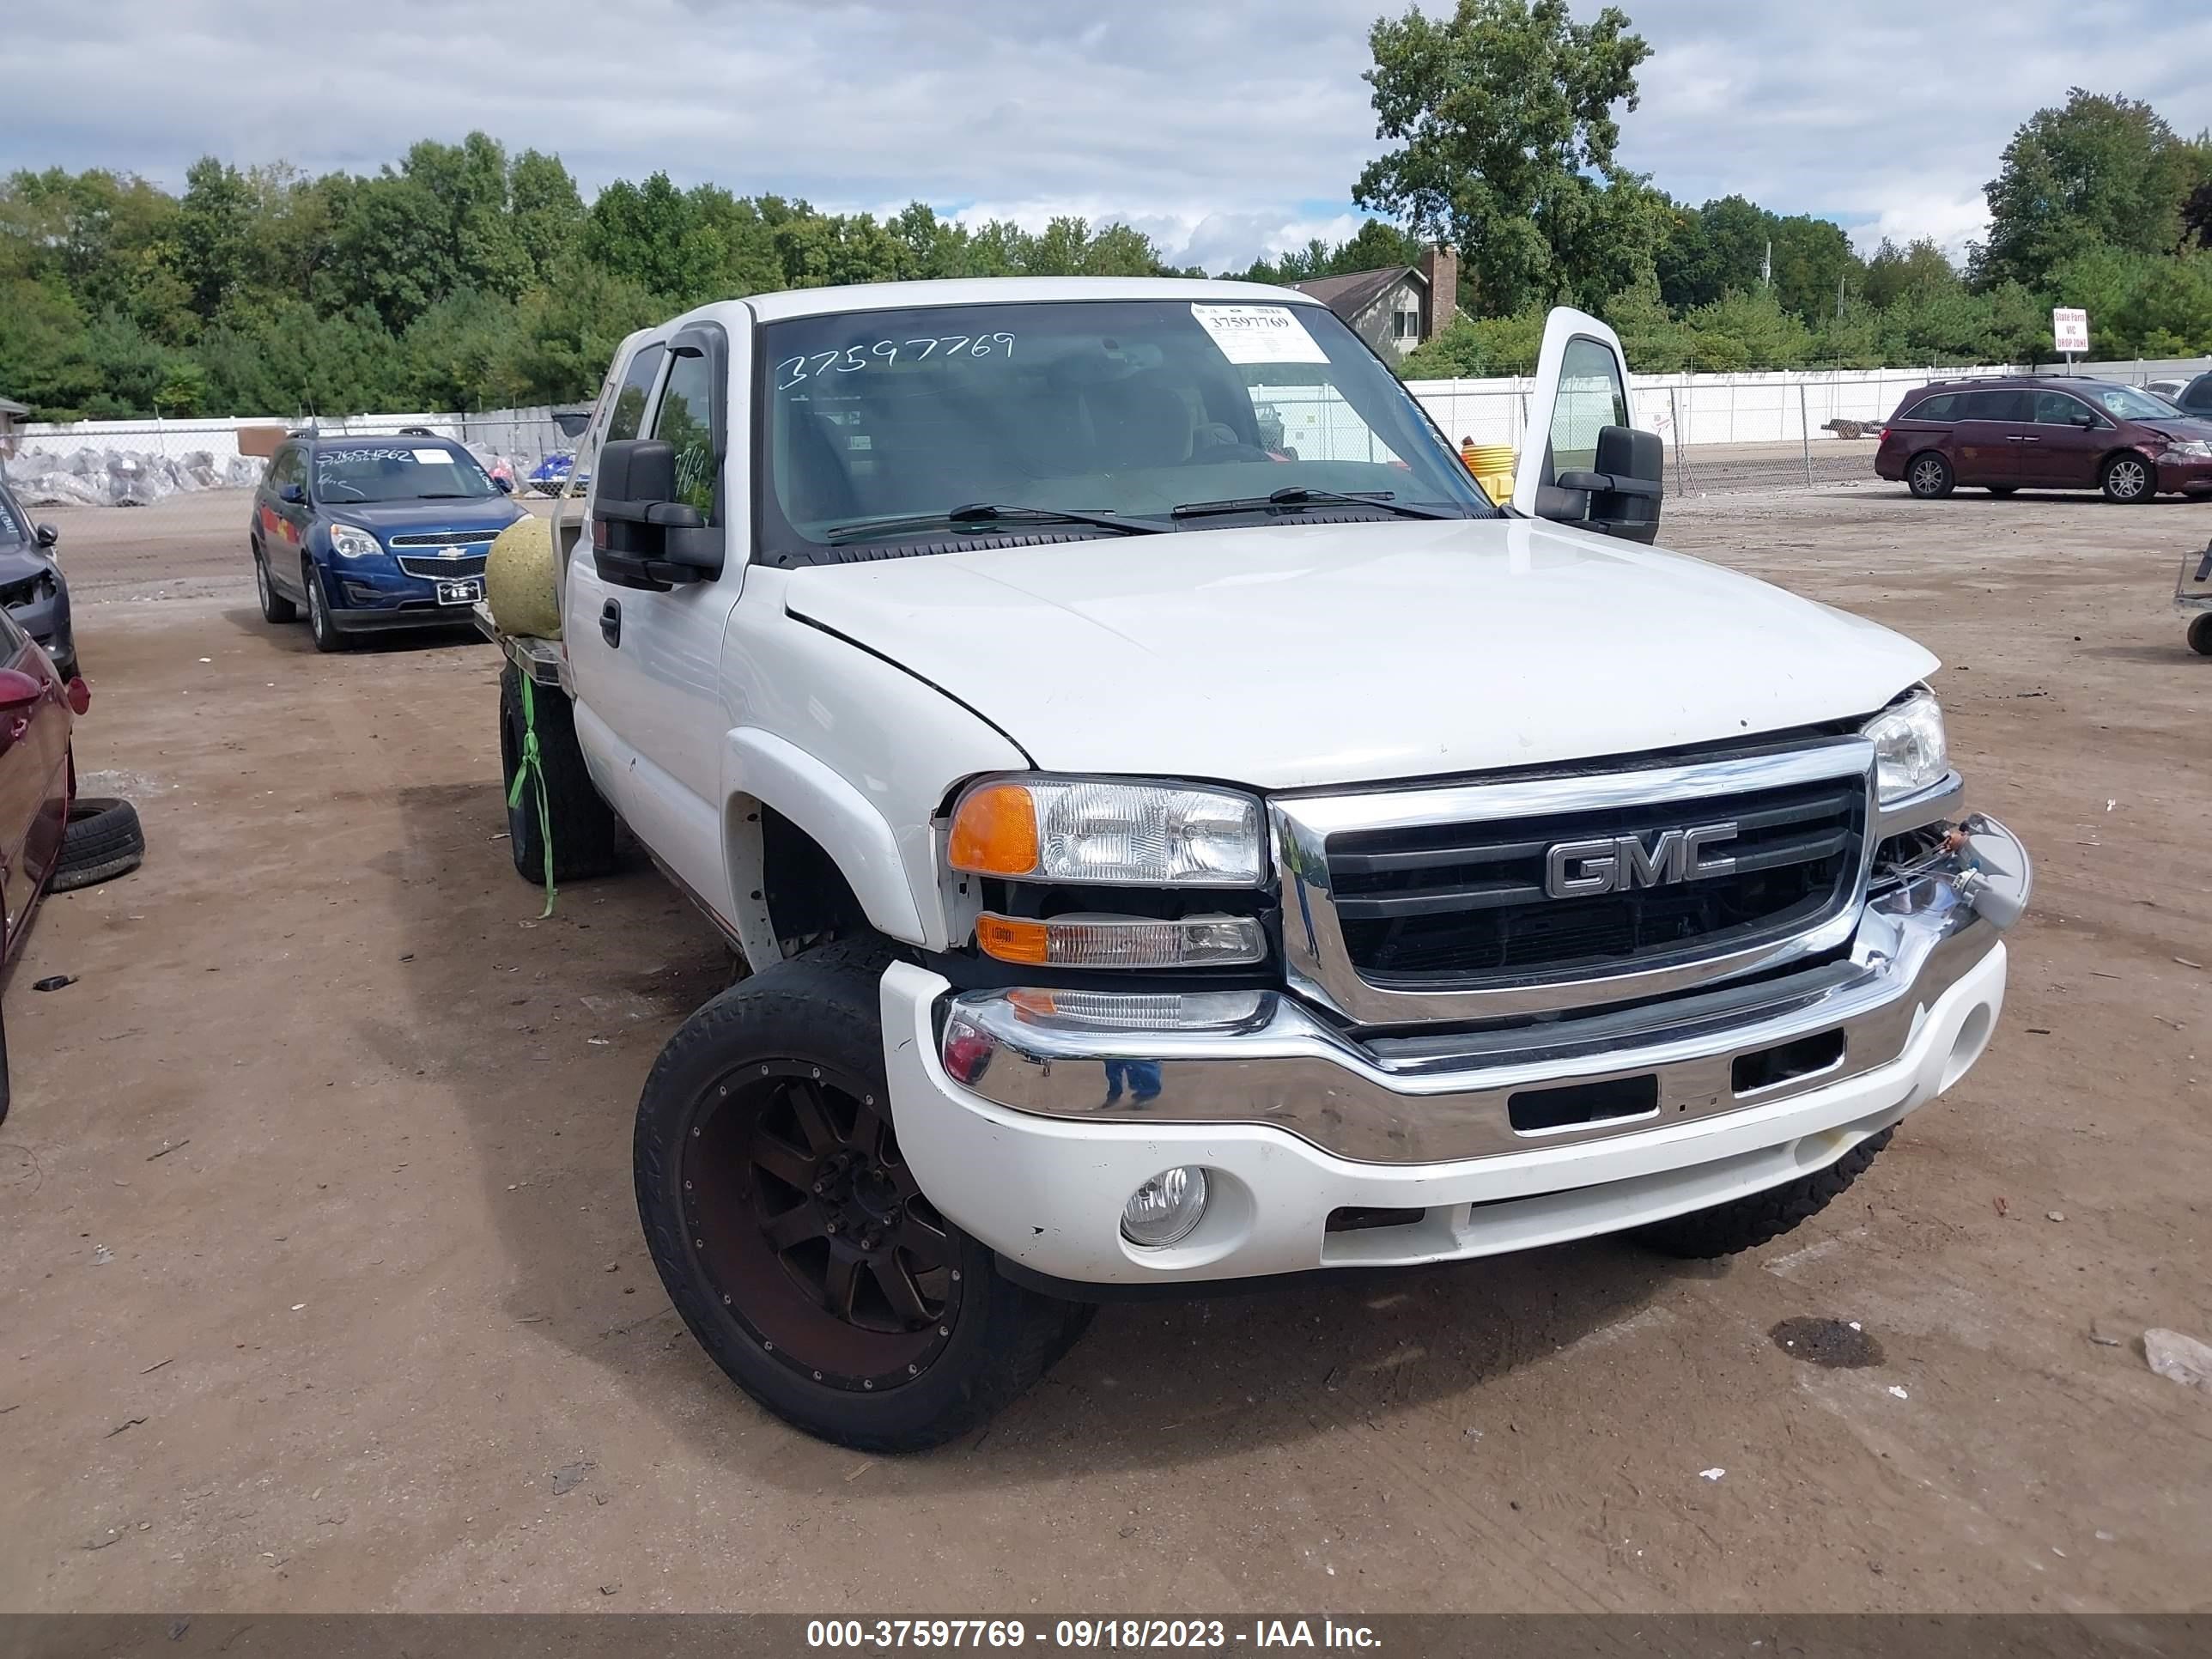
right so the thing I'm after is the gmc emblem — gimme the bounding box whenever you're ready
[1544,822,1740,899]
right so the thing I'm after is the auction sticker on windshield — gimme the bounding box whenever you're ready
[1191,304,1328,365]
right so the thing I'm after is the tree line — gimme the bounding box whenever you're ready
[0,138,1192,421]
[7,0,2212,419]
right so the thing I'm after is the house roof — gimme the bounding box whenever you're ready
[0,398,27,417]
[1289,265,1423,323]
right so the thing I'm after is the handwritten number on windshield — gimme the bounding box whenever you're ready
[775,333,1014,391]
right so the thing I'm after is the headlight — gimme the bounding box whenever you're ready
[1863,692,1948,802]
[2161,440,2212,460]
[327,522,383,560]
[948,777,1266,886]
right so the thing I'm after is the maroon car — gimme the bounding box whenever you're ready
[0,602,85,969]
[1875,376,2212,503]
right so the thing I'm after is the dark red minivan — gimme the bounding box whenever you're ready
[1875,376,2212,503]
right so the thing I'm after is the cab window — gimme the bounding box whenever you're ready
[650,349,720,520]
[607,343,666,445]
[1548,337,1630,477]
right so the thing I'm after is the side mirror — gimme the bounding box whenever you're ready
[591,438,723,590]
[33,523,58,550]
[0,666,44,714]
[279,483,307,505]
[2074,413,2098,428]
[494,475,514,495]
[1544,425,1664,544]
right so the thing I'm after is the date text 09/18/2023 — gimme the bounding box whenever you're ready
[805,1620,1382,1650]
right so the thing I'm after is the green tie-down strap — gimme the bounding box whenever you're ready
[505,672,557,919]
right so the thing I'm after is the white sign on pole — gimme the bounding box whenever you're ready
[2052,307,2090,356]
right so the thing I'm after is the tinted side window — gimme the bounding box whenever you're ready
[650,349,720,520]
[2181,376,2212,413]
[1548,336,1630,477]
[1908,392,1960,422]
[2032,391,2102,427]
[607,343,667,444]
[1962,389,2031,422]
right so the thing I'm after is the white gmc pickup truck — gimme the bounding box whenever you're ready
[489,277,2029,1450]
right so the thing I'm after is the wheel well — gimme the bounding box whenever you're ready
[761,805,868,955]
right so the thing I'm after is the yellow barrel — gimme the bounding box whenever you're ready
[485,513,562,640]
[1462,443,1516,503]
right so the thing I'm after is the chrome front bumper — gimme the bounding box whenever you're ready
[936,815,2029,1167]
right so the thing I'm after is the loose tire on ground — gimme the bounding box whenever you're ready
[51,797,145,892]
[2189,611,2212,657]
[1906,453,1954,499]
[1632,1127,1894,1259]
[634,941,1092,1450]
[254,543,296,623]
[497,665,623,883]
[2101,453,2154,504]
[303,560,349,652]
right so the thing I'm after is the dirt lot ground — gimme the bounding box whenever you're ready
[2,473,2208,1614]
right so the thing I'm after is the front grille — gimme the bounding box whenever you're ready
[0,573,52,609]
[398,554,489,579]
[1326,774,1865,986]
[389,530,500,548]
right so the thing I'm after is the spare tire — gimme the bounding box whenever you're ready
[52,797,145,892]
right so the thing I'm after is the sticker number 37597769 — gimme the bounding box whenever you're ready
[775,333,1017,392]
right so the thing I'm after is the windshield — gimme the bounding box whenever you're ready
[2084,384,2175,422]
[313,444,499,504]
[757,298,1490,560]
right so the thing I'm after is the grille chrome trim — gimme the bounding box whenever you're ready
[389,529,500,548]
[1272,738,1878,1024]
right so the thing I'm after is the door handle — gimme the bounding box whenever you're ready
[600,599,622,648]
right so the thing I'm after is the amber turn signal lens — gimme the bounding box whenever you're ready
[948,783,1040,877]
[975,915,1050,965]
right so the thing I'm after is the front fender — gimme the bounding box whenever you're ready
[724,727,926,949]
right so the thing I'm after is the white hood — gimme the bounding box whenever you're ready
[781,517,1936,791]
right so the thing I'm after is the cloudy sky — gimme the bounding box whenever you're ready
[7,0,2211,270]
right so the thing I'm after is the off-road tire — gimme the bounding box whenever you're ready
[52,797,145,892]
[497,665,623,883]
[634,941,1092,1450]
[2101,453,2154,504]
[302,560,349,652]
[1632,1127,1895,1259]
[1905,453,1954,499]
[254,542,296,623]
[2189,612,2212,657]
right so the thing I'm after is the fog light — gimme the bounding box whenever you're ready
[1121,1166,1209,1248]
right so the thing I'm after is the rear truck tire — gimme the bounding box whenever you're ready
[302,559,349,652]
[51,797,145,892]
[1632,1127,1893,1260]
[497,665,623,882]
[254,541,296,623]
[634,940,1092,1451]
[2190,612,2212,656]
[1906,453,1954,499]
[2101,452,2154,503]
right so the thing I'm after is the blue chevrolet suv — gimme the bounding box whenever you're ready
[249,434,526,651]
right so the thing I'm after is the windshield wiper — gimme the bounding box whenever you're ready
[1170,486,1458,521]
[826,502,1167,543]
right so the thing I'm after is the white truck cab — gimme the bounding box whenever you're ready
[489,277,2028,1450]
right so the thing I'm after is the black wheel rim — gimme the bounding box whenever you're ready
[682,1060,959,1393]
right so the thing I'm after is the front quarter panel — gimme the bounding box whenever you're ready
[721,567,1028,959]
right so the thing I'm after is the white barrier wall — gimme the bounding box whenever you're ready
[10,408,571,470]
